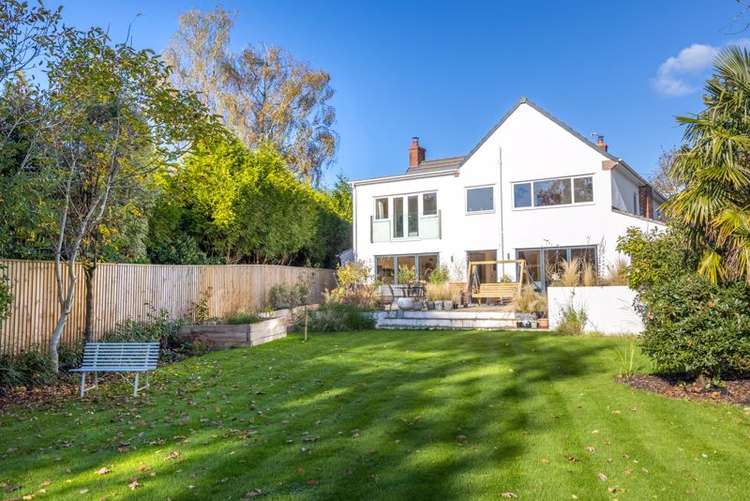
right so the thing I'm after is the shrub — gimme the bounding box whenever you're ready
[426,282,452,301]
[555,301,588,336]
[602,257,628,286]
[0,264,12,323]
[302,303,375,332]
[397,264,417,285]
[513,285,546,316]
[224,312,261,324]
[326,261,378,309]
[269,280,310,309]
[0,350,56,392]
[427,264,450,285]
[617,227,696,290]
[103,308,191,362]
[638,274,750,379]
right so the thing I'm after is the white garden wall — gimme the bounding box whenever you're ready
[547,286,643,335]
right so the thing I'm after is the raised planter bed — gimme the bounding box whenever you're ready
[179,305,320,349]
[179,317,287,349]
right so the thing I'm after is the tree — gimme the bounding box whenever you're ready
[164,8,337,185]
[665,46,750,284]
[42,27,220,372]
[649,148,684,199]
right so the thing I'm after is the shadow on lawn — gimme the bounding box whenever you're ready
[27,331,612,500]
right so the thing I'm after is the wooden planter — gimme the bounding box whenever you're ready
[179,317,287,349]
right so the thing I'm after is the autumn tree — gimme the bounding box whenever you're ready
[164,7,337,185]
[649,148,684,199]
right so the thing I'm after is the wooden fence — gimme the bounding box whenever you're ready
[0,260,337,354]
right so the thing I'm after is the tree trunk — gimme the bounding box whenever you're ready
[49,291,74,374]
[83,260,97,343]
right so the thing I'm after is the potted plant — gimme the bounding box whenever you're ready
[512,285,545,328]
[426,265,453,310]
[396,265,418,310]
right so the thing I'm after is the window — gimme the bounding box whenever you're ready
[418,254,438,280]
[423,192,437,216]
[573,177,593,203]
[513,175,593,209]
[466,186,494,213]
[534,178,572,206]
[407,195,419,237]
[393,197,404,238]
[516,245,598,289]
[376,256,395,284]
[375,198,389,220]
[377,254,440,284]
[513,183,532,208]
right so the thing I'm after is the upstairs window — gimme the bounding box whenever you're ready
[513,183,532,208]
[375,198,389,220]
[423,192,437,215]
[466,186,494,213]
[513,175,593,209]
[573,177,593,203]
[534,178,572,206]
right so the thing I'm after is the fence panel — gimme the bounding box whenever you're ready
[0,260,336,354]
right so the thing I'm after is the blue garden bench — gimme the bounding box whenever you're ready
[70,342,160,397]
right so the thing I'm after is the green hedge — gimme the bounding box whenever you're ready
[639,274,750,378]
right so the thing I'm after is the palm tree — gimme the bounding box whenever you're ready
[665,46,750,283]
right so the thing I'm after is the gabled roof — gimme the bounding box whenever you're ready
[460,97,666,202]
[406,155,465,174]
[353,97,665,201]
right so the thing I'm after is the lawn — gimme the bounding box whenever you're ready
[1,330,749,500]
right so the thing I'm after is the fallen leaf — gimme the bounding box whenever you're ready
[243,489,263,498]
[128,479,141,490]
[22,494,33,500]
[306,479,319,486]
[167,450,181,460]
[79,489,89,494]
[597,472,608,482]
[96,467,111,475]
[501,492,517,498]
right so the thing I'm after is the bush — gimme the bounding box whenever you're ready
[102,308,192,362]
[617,227,696,290]
[638,274,750,379]
[326,261,378,309]
[0,350,56,392]
[555,302,588,336]
[224,312,261,324]
[269,281,310,309]
[513,285,547,316]
[427,265,450,285]
[303,303,375,332]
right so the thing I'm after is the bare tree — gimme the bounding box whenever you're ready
[649,148,684,199]
[164,8,337,185]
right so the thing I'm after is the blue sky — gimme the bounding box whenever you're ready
[50,0,748,186]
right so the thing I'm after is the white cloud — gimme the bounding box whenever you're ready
[653,39,750,97]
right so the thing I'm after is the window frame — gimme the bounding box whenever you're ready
[422,192,438,216]
[465,185,495,214]
[511,175,594,210]
[374,197,389,220]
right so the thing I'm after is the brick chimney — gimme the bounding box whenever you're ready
[409,137,426,167]
[595,135,608,153]
[639,185,653,219]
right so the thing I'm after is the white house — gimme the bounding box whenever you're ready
[351,98,666,289]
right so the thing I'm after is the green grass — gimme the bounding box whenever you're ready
[1,330,749,500]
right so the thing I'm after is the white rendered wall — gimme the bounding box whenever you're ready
[547,286,644,335]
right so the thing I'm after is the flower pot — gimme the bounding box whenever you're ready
[396,297,416,310]
[442,300,454,310]
[537,318,549,329]
[434,301,444,311]
[426,301,435,310]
